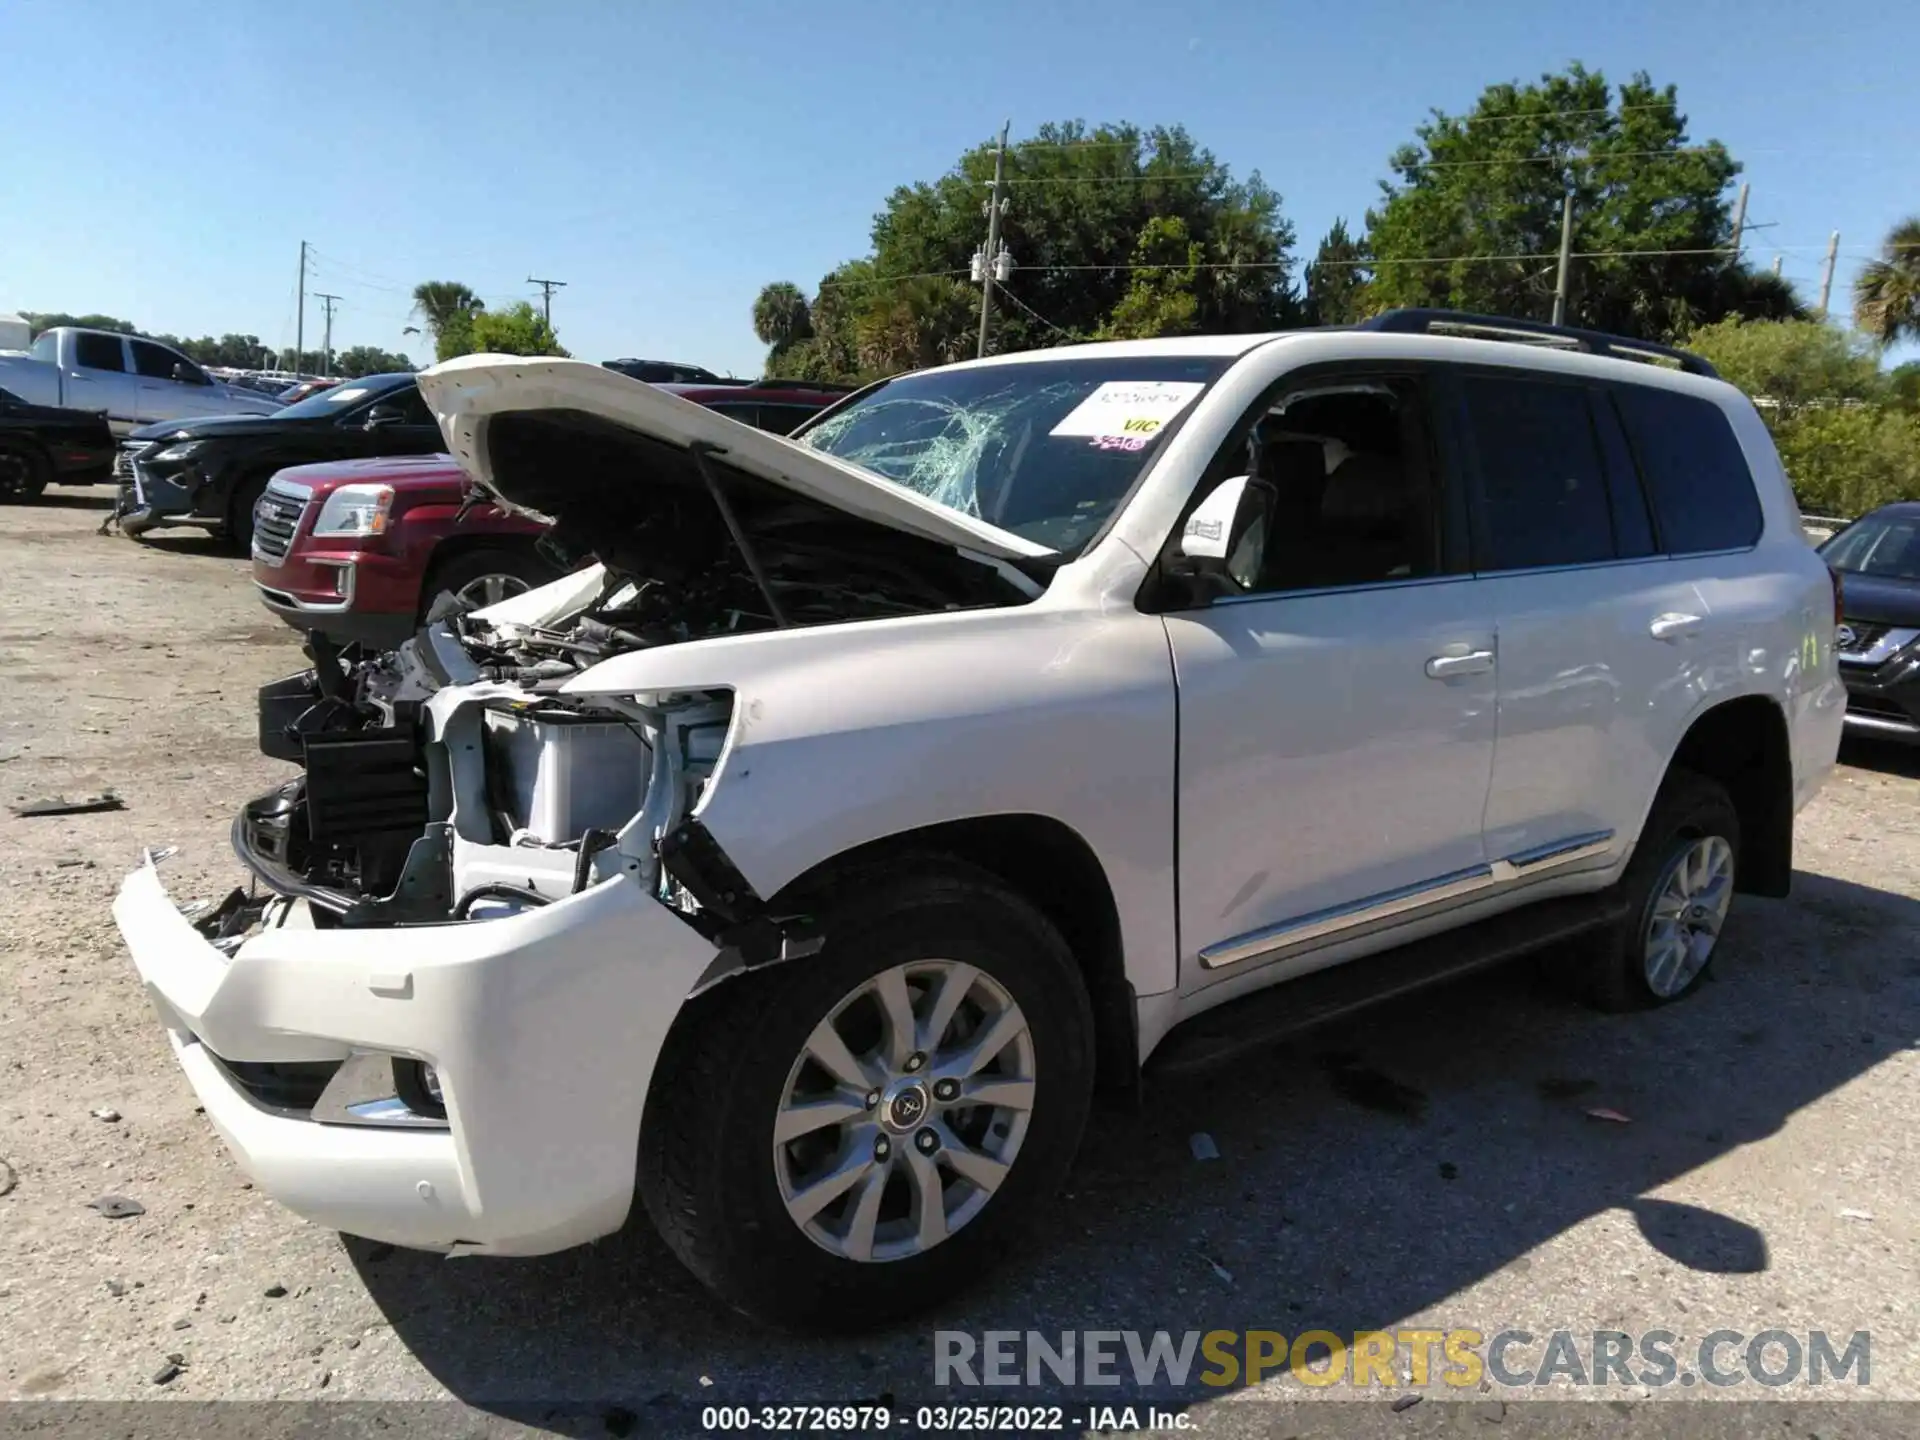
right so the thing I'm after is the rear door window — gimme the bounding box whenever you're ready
[1461,373,1616,571]
[1612,385,1763,554]
[74,333,127,372]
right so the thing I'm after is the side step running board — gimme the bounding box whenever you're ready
[1148,890,1629,1079]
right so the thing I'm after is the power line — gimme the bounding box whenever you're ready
[815,267,972,291]
[995,286,1074,339]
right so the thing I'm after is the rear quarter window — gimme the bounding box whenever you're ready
[1612,385,1763,554]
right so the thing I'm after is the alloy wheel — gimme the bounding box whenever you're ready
[454,572,532,609]
[1642,834,1735,998]
[773,959,1036,1264]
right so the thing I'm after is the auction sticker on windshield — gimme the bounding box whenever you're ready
[1049,380,1205,443]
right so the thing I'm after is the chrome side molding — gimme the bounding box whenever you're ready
[1199,830,1615,971]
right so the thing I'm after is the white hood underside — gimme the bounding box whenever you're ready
[415,356,1052,563]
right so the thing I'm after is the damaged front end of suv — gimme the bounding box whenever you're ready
[232,366,1040,945]
[113,353,1069,1258]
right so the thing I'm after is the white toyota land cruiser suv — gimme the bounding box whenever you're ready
[114,310,1844,1328]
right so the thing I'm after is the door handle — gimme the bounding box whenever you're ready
[1425,649,1495,679]
[1649,612,1704,642]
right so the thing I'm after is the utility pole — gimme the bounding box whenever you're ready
[527,276,567,327]
[1816,231,1840,317]
[976,121,1010,358]
[1772,255,1783,277]
[294,240,308,379]
[1550,191,1574,326]
[315,293,340,376]
[1729,182,1750,260]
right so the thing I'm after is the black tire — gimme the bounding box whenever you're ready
[638,860,1096,1330]
[1581,769,1741,1012]
[418,545,557,620]
[0,444,49,503]
[225,473,270,553]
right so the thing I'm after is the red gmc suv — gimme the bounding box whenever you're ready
[251,380,853,647]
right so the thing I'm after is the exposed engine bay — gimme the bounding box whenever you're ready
[217,413,1040,947]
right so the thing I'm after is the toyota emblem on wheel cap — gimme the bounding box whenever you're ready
[888,1087,927,1128]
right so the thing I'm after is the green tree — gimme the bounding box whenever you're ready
[756,120,1299,380]
[332,345,415,377]
[22,312,140,337]
[1687,318,1884,414]
[1304,218,1371,326]
[409,282,486,363]
[1366,65,1801,338]
[752,281,814,371]
[466,301,569,358]
[1771,405,1920,517]
[1853,217,1920,347]
[853,277,976,374]
[1889,361,1920,415]
[1100,216,1203,339]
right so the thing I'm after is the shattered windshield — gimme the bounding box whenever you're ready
[798,355,1232,553]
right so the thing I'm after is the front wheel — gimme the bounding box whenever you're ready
[418,545,557,620]
[638,862,1095,1329]
[1581,770,1741,1011]
[225,473,269,553]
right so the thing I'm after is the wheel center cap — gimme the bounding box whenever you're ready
[882,1080,930,1133]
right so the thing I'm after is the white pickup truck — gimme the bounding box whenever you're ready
[0,327,282,435]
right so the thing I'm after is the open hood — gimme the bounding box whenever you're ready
[416,355,1050,563]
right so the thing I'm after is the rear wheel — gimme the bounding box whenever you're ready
[638,862,1096,1329]
[1580,770,1741,1011]
[0,445,49,503]
[419,545,556,619]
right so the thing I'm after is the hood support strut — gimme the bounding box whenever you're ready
[687,441,791,629]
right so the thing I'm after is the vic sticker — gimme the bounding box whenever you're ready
[1050,381,1205,443]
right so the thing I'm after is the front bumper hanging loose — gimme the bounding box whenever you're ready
[112,852,717,1255]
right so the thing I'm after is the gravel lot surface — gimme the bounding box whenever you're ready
[2,490,1916,1436]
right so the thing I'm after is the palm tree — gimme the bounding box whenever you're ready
[1853,218,1920,346]
[752,282,813,351]
[409,282,485,353]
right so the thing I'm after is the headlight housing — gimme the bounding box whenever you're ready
[150,441,204,464]
[312,483,394,537]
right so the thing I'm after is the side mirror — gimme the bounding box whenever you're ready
[1172,474,1272,593]
[364,404,407,430]
[171,363,203,385]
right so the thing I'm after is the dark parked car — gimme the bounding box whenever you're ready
[114,372,440,547]
[602,357,725,383]
[0,386,117,501]
[1820,501,1920,743]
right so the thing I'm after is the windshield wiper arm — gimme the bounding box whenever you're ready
[687,441,792,629]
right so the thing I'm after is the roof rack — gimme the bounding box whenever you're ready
[1357,309,1719,378]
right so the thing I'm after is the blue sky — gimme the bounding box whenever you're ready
[2,0,1912,375]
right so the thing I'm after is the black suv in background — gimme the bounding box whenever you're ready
[601,357,725,383]
[1820,501,1920,743]
[114,372,442,548]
